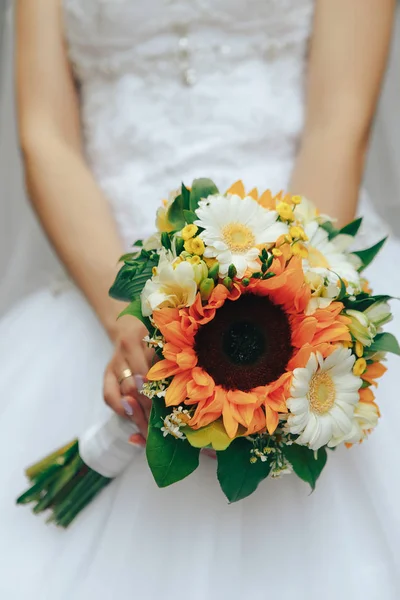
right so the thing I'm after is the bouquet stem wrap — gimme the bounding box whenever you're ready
[17,415,140,527]
[79,414,140,478]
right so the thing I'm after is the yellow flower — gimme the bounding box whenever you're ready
[184,237,205,256]
[355,341,364,358]
[204,257,218,268]
[289,225,308,241]
[353,357,367,376]
[291,241,308,259]
[181,224,198,241]
[272,248,282,257]
[276,202,295,222]
[291,195,302,205]
[187,255,201,265]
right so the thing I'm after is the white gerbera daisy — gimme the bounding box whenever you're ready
[286,347,362,450]
[303,221,361,289]
[194,194,288,278]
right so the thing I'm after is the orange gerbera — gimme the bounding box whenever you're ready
[147,255,352,439]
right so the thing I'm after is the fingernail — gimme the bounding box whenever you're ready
[134,375,145,391]
[121,397,134,417]
[129,433,146,447]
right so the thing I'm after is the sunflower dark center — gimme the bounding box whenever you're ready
[222,321,266,365]
[194,293,293,392]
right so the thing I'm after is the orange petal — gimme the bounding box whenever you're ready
[362,362,387,386]
[359,387,375,403]
[163,321,194,348]
[147,359,181,381]
[152,308,180,334]
[265,405,279,435]
[222,402,239,438]
[226,180,245,198]
[176,348,198,370]
[165,372,191,406]
[248,187,259,200]
[191,367,212,386]
[226,390,259,405]
[257,189,276,210]
[291,317,317,347]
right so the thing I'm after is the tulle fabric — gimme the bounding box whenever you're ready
[0,247,399,599]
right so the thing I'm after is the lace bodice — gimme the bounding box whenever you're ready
[63,0,315,245]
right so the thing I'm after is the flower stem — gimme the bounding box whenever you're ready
[17,439,112,527]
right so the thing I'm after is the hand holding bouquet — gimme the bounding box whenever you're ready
[18,178,399,525]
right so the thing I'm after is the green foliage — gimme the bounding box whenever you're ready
[182,209,197,224]
[181,183,191,210]
[189,178,219,212]
[339,217,363,237]
[167,193,186,230]
[320,221,339,239]
[352,237,387,272]
[118,298,153,333]
[217,438,271,503]
[282,444,327,491]
[161,231,172,250]
[343,294,393,312]
[109,249,158,302]
[146,398,200,488]
[368,332,400,356]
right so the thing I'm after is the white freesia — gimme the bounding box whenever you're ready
[305,272,339,315]
[194,194,288,278]
[142,232,162,251]
[294,196,332,225]
[141,251,197,316]
[364,301,393,328]
[345,309,376,346]
[303,221,361,289]
[286,347,362,451]
[329,401,379,447]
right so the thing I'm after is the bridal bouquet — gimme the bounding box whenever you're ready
[18,178,399,526]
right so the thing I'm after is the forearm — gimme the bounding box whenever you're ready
[290,125,366,226]
[22,135,125,338]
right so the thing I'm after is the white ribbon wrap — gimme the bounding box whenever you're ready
[79,414,141,478]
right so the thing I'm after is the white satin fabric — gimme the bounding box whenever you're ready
[0,1,400,598]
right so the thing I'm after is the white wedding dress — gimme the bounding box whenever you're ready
[1,1,400,598]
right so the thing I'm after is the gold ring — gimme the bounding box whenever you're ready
[118,368,133,385]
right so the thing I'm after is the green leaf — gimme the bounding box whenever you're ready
[109,251,158,302]
[183,209,197,224]
[189,178,219,213]
[343,294,393,312]
[282,444,327,490]
[368,332,400,356]
[146,399,200,488]
[320,221,339,240]
[181,183,191,210]
[118,298,152,329]
[339,217,363,237]
[336,276,348,301]
[167,194,186,230]
[352,237,387,272]
[161,232,172,250]
[217,438,271,503]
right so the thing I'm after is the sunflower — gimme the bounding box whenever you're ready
[147,254,352,439]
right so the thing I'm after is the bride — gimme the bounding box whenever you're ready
[0,0,399,598]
